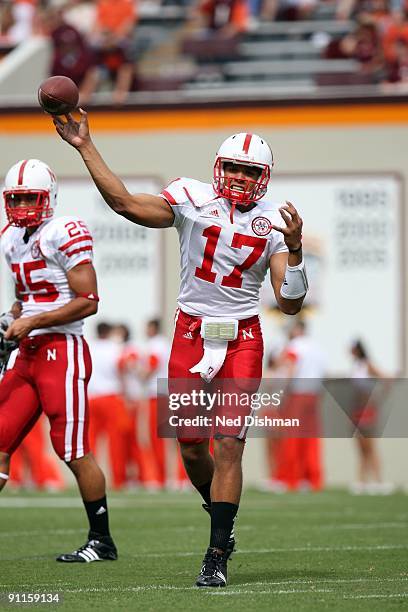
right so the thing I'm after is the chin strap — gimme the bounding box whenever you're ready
[229,201,237,224]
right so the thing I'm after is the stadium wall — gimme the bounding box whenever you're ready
[1,102,407,488]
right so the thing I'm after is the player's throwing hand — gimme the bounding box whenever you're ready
[271,201,303,252]
[53,109,90,150]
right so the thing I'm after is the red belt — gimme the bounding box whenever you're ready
[20,333,77,351]
[177,309,259,333]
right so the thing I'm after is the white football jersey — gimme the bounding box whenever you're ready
[142,334,171,398]
[160,177,288,318]
[87,338,122,397]
[286,336,326,392]
[1,215,94,336]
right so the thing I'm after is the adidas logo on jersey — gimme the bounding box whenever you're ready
[208,208,220,217]
[183,331,194,340]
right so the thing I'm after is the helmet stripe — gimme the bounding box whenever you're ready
[242,134,252,154]
[17,160,28,185]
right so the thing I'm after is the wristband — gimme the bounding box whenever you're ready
[76,292,99,302]
[0,472,9,480]
[280,259,308,300]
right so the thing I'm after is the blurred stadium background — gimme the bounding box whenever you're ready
[0,0,407,494]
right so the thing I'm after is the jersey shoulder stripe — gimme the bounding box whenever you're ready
[59,235,93,252]
[161,177,217,208]
[65,245,93,258]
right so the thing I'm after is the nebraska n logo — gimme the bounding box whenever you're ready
[47,348,57,361]
[242,328,254,340]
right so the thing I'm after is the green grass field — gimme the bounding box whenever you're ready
[0,489,407,611]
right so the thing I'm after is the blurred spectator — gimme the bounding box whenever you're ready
[0,0,36,46]
[9,416,65,491]
[88,321,130,490]
[42,7,97,98]
[0,2,15,48]
[382,3,408,80]
[325,20,385,81]
[115,323,163,489]
[251,0,318,22]
[186,0,248,39]
[138,318,171,490]
[182,0,248,62]
[336,0,400,21]
[259,349,288,493]
[62,0,96,36]
[279,0,317,21]
[358,0,394,33]
[273,321,325,492]
[196,0,249,36]
[349,340,394,494]
[88,0,138,104]
[385,36,408,80]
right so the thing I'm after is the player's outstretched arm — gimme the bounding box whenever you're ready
[52,110,174,229]
[5,263,99,341]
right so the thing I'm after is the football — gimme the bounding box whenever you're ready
[37,76,79,115]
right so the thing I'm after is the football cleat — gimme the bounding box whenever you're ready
[202,504,236,560]
[56,532,117,563]
[196,547,227,588]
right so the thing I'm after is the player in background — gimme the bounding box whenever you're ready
[52,112,307,587]
[9,416,65,491]
[259,348,289,493]
[349,339,394,495]
[114,323,147,488]
[273,320,325,491]
[139,318,171,489]
[87,321,130,489]
[0,159,117,563]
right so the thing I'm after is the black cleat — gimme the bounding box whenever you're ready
[202,504,236,560]
[56,531,118,563]
[196,547,227,588]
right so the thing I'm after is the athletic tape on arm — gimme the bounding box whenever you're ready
[280,260,308,300]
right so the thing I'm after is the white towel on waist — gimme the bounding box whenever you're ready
[189,338,228,383]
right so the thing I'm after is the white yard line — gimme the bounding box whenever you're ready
[1,522,405,539]
[1,543,407,561]
[125,544,408,558]
[3,584,407,599]
[343,593,408,600]
[207,589,336,596]
[6,577,407,589]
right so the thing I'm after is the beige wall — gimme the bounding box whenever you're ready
[1,109,407,487]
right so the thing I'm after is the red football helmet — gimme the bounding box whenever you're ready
[3,159,58,228]
[213,133,274,205]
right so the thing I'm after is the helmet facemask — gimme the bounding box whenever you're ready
[213,133,273,208]
[214,157,270,206]
[2,159,57,229]
[4,190,52,228]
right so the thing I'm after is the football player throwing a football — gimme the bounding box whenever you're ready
[0,159,117,563]
[53,111,307,587]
